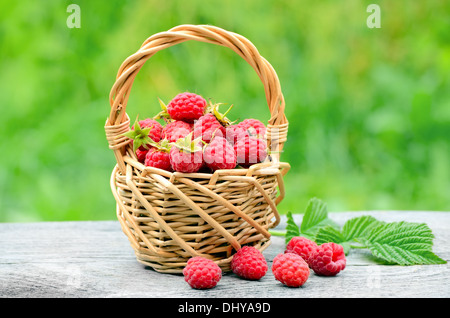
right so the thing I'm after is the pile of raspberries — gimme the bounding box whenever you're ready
[183,237,346,289]
[124,92,268,173]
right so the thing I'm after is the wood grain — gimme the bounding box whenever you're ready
[0,212,449,298]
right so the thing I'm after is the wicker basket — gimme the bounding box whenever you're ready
[105,24,290,273]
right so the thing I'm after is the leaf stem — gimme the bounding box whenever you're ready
[269,230,286,237]
[349,244,367,249]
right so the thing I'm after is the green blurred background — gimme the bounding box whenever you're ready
[0,0,449,222]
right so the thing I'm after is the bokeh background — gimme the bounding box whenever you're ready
[0,0,449,222]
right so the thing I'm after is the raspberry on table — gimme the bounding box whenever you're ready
[231,246,268,280]
[285,236,318,266]
[272,253,310,287]
[183,256,222,289]
[309,242,346,276]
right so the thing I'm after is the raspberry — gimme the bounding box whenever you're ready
[285,236,318,265]
[161,120,193,142]
[225,124,249,145]
[137,118,163,143]
[183,256,222,289]
[203,136,236,172]
[231,246,268,280]
[167,92,207,123]
[135,148,148,163]
[272,253,310,287]
[309,242,346,276]
[238,118,266,137]
[169,133,203,173]
[234,136,267,167]
[126,118,163,152]
[144,147,172,171]
[193,113,226,143]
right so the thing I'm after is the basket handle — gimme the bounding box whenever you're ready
[106,24,288,171]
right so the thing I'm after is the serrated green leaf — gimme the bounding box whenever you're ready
[342,215,383,241]
[315,225,345,245]
[300,198,327,233]
[300,198,339,238]
[367,243,446,265]
[367,222,434,246]
[285,211,300,244]
[363,222,446,265]
[315,226,354,255]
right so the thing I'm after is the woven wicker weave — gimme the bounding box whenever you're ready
[105,24,290,273]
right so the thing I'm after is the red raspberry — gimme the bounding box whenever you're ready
[167,92,207,123]
[203,136,237,172]
[162,120,193,142]
[135,148,148,163]
[309,242,346,276]
[285,236,318,265]
[138,118,163,141]
[126,118,163,152]
[225,124,249,145]
[234,136,267,167]
[231,246,268,280]
[193,113,226,143]
[272,253,310,287]
[238,118,266,137]
[169,133,203,173]
[183,256,222,289]
[144,147,172,171]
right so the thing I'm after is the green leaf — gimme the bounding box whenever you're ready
[315,225,345,244]
[314,215,383,255]
[342,215,383,241]
[363,222,446,265]
[300,198,327,232]
[300,198,338,238]
[315,226,353,254]
[285,211,300,244]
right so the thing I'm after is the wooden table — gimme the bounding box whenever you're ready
[1,211,449,301]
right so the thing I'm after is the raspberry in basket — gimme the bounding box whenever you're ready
[169,132,203,173]
[238,118,267,137]
[144,140,172,172]
[203,136,237,172]
[272,253,310,287]
[167,92,207,123]
[161,120,193,142]
[234,136,268,167]
[183,256,222,289]
[124,118,163,152]
[225,124,249,145]
[193,113,226,143]
[231,246,268,280]
[135,148,148,163]
[309,242,346,276]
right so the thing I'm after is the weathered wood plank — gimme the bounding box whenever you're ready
[0,212,449,298]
